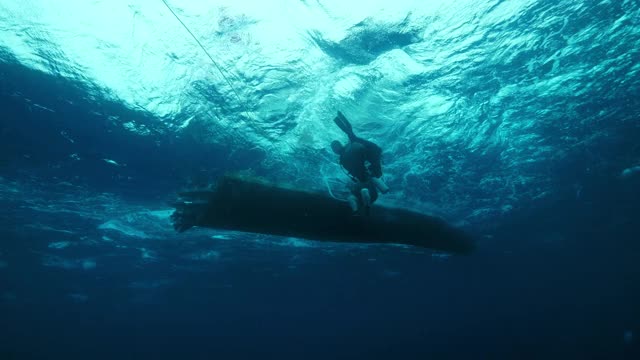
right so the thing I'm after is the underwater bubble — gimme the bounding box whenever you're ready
[189,250,220,261]
[68,293,89,303]
[432,253,452,260]
[102,158,121,166]
[1,292,17,302]
[81,259,96,270]
[620,166,640,179]
[139,248,157,260]
[624,330,633,344]
[48,241,71,249]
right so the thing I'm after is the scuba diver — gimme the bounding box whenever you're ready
[331,111,390,215]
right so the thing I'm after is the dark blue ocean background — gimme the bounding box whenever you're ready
[1,0,639,358]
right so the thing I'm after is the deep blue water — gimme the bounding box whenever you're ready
[1,1,640,359]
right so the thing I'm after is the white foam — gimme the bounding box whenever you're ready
[282,238,314,248]
[212,234,231,240]
[148,209,173,219]
[103,158,121,166]
[139,248,158,261]
[81,259,96,270]
[98,220,149,238]
[189,250,220,261]
[621,166,640,178]
[28,224,75,234]
[48,241,71,249]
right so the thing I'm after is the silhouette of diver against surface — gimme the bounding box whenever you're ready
[331,111,389,215]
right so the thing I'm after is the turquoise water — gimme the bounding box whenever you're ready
[1,1,639,358]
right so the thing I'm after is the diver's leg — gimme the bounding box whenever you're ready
[347,194,359,212]
[360,188,371,207]
[360,188,371,216]
[371,177,389,194]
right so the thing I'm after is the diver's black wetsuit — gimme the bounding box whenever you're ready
[338,139,381,205]
[338,139,382,182]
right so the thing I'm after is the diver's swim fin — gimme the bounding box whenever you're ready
[334,111,356,140]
